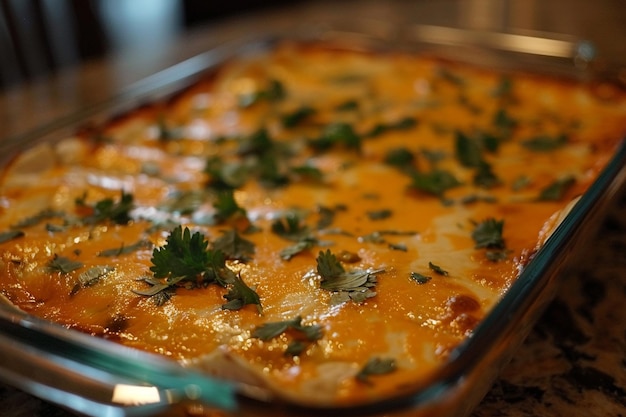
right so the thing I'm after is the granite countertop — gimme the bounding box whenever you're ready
[2,190,625,417]
[471,187,626,417]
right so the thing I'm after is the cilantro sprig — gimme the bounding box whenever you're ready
[316,250,383,304]
[356,357,397,384]
[135,225,261,310]
[252,316,324,356]
[471,218,508,261]
[76,190,135,225]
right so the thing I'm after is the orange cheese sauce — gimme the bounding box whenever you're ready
[1,42,626,405]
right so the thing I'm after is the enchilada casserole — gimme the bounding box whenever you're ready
[1,41,626,406]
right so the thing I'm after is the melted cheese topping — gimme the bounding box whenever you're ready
[1,42,626,405]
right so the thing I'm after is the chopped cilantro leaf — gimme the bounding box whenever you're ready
[279,237,317,260]
[356,357,397,384]
[282,106,315,127]
[47,255,84,274]
[335,99,359,111]
[522,134,568,152]
[410,272,431,284]
[222,273,262,313]
[537,176,576,201]
[309,123,361,152]
[472,218,505,249]
[71,265,114,295]
[455,131,484,168]
[271,213,310,242]
[0,230,24,244]
[428,262,448,276]
[367,117,417,137]
[384,147,415,171]
[473,162,501,189]
[410,169,461,197]
[239,79,285,107]
[252,316,323,342]
[316,249,345,281]
[11,209,66,229]
[316,250,382,304]
[213,190,248,224]
[366,209,392,221]
[98,240,152,257]
[205,156,248,190]
[77,190,135,225]
[212,229,255,262]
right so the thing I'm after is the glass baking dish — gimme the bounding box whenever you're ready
[1,5,626,417]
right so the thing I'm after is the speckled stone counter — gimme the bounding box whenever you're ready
[2,190,625,417]
[471,188,626,417]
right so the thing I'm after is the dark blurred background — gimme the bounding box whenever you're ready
[0,0,300,91]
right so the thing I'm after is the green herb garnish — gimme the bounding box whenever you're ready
[98,240,153,257]
[366,209,392,221]
[252,316,323,355]
[410,272,431,284]
[47,255,84,274]
[410,169,461,197]
[537,176,575,201]
[222,273,262,313]
[316,250,382,304]
[521,134,568,152]
[0,230,24,244]
[71,265,114,295]
[76,190,135,225]
[472,218,505,249]
[428,262,449,276]
[239,79,285,107]
[356,357,397,384]
[282,106,315,127]
[309,123,361,151]
[212,229,255,262]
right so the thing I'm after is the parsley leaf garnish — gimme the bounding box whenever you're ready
[410,169,461,197]
[384,147,416,171]
[222,273,262,313]
[428,261,449,276]
[537,176,575,201]
[213,190,248,225]
[98,240,153,257]
[366,117,417,137]
[0,230,24,244]
[316,250,382,304]
[521,134,568,152]
[471,218,505,249]
[47,255,84,274]
[309,123,361,152]
[252,316,323,341]
[71,265,114,295]
[204,156,248,190]
[11,209,66,229]
[279,237,318,260]
[76,190,135,225]
[271,213,310,242]
[282,106,315,128]
[356,357,397,384]
[138,226,262,310]
[252,316,324,355]
[212,229,255,262]
[238,79,285,107]
[366,209,392,221]
[149,225,229,285]
[410,272,431,284]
